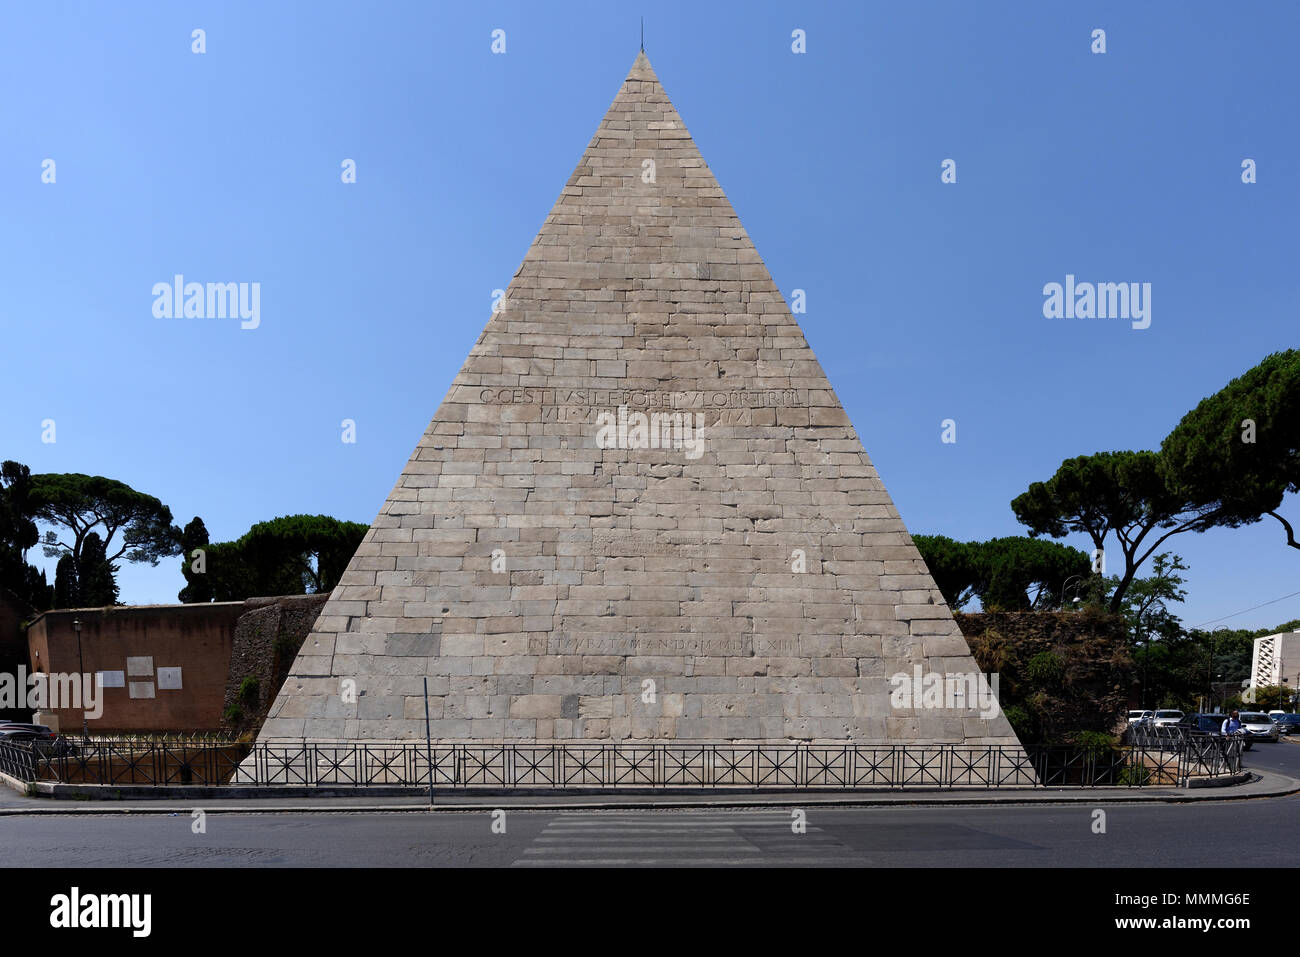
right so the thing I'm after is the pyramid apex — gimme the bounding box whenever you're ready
[627,49,656,81]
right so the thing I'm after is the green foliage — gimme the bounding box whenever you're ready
[53,554,77,608]
[1243,685,1293,711]
[1026,650,1065,686]
[913,534,1091,611]
[1121,614,1300,713]
[1071,730,1118,758]
[1011,352,1299,618]
[1160,349,1299,547]
[177,516,213,603]
[963,610,1132,743]
[223,704,244,723]
[195,514,368,601]
[28,472,181,605]
[911,535,978,609]
[1001,704,1034,740]
[1117,763,1153,786]
[238,676,260,705]
[1109,552,1188,644]
[0,461,52,610]
[1012,450,1167,546]
[1011,450,1207,612]
[49,533,119,608]
[978,537,1091,610]
[76,532,119,606]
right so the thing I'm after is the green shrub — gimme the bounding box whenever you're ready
[1002,704,1035,740]
[1026,650,1065,685]
[1117,763,1152,786]
[238,676,260,705]
[223,704,243,723]
[1071,730,1117,757]
[274,632,302,662]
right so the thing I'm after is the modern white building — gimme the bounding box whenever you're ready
[1249,630,1300,701]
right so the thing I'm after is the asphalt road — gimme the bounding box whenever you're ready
[0,740,1295,867]
[1242,733,1300,776]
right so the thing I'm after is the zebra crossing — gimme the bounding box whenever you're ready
[511,809,865,867]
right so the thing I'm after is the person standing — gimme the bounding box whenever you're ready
[1221,710,1251,753]
[1221,710,1243,735]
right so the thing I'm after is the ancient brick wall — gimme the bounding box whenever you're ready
[221,593,330,735]
[955,609,1132,741]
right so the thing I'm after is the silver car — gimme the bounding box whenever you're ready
[1238,712,1280,742]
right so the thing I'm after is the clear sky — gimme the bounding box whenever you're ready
[2,1,1296,632]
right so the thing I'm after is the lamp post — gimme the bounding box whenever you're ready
[1208,673,1224,713]
[1059,575,1086,609]
[73,618,88,743]
[1205,634,1216,710]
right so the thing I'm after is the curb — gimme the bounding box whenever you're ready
[1187,770,1253,789]
[2,771,1295,815]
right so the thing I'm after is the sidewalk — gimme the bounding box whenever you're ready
[0,768,1294,815]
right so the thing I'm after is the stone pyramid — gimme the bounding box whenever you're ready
[259,52,1022,749]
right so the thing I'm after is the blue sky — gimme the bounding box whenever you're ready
[2,1,1296,632]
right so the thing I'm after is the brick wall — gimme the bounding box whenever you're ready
[27,603,246,732]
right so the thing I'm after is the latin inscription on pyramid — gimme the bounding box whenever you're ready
[259,53,1022,748]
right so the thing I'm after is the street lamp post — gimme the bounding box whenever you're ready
[73,618,88,743]
[1059,575,1086,609]
[1205,634,1217,710]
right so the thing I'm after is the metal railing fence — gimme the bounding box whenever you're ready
[0,734,1244,789]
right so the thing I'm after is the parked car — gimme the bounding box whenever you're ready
[1152,710,1184,727]
[1272,714,1300,735]
[0,725,76,756]
[1239,712,1281,742]
[1173,713,1252,750]
[1174,713,1220,733]
[1127,710,1155,727]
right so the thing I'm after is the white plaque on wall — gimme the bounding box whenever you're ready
[156,667,183,690]
[97,670,125,688]
[126,656,154,676]
[128,681,155,699]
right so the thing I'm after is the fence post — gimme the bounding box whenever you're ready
[423,677,434,807]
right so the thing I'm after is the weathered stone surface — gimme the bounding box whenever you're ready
[257,53,1020,748]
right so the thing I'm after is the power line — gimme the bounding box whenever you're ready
[1193,589,1300,629]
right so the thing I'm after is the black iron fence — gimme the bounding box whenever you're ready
[0,734,1244,790]
[80,732,242,746]
[1127,725,1246,779]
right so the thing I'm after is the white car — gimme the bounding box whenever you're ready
[1152,709,1184,727]
[1127,710,1155,727]
[1238,712,1280,742]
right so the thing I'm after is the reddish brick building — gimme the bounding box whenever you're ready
[26,603,245,732]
